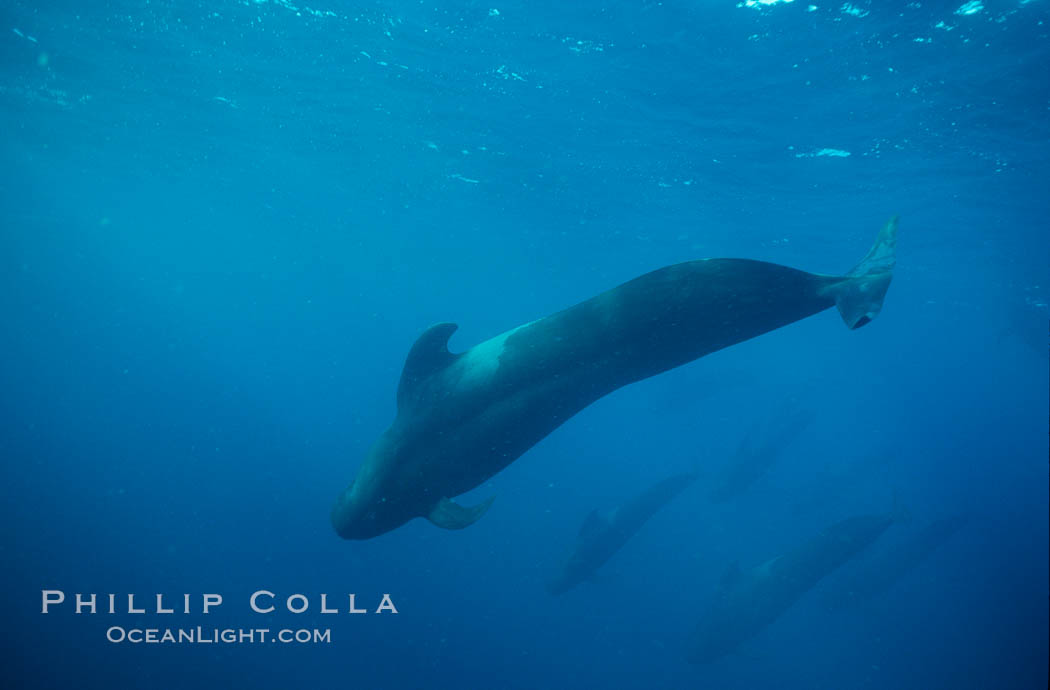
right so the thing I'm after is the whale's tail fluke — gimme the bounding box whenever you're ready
[832,216,899,329]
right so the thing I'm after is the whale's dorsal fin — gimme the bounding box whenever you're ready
[754,554,782,578]
[397,322,459,409]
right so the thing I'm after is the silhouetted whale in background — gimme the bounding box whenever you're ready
[547,472,698,595]
[821,513,970,609]
[332,218,898,540]
[709,401,815,503]
[687,510,898,664]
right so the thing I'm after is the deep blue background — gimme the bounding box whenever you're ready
[2,1,1047,688]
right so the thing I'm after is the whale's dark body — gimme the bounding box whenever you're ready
[688,511,896,664]
[822,514,969,609]
[710,403,815,503]
[332,218,898,540]
[547,472,698,595]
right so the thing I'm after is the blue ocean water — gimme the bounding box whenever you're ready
[2,0,1047,687]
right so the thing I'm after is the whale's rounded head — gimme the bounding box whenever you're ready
[330,435,418,540]
[330,482,373,539]
[330,478,414,540]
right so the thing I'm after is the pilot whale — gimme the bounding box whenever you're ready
[821,513,969,610]
[332,217,898,540]
[710,402,815,503]
[547,472,698,595]
[687,509,898,664]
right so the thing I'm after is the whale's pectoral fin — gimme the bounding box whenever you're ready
[427,495,496,530]
[830,216,899,330]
